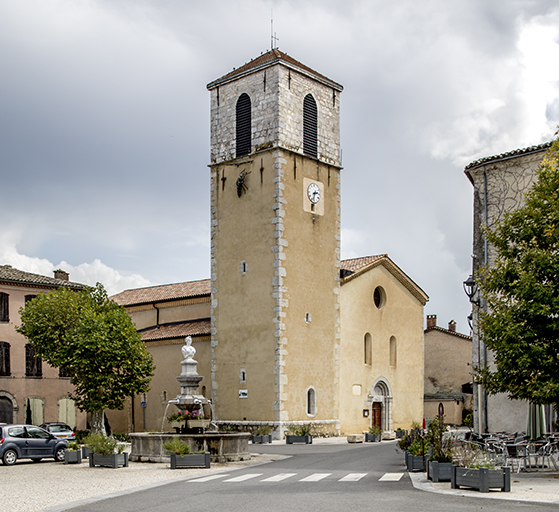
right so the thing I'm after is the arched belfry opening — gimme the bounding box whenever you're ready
[303,93,317,158]
[368,378,393,433]
[236,93,251,158]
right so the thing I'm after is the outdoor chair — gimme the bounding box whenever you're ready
[531,442,558,471]
[504,443,531,473]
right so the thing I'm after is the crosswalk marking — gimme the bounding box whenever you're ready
[338,473,367,482]
[261,473,297,482]
[188,474,229,483]
[379,472,404,481]
[299,473,332,482]
[224,473,263,482]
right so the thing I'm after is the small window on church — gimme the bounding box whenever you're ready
[236,93,251,157]
[364,333,372,365]
[306,387,316,416]
[303,94,318,158]
[390,336,397,367]
[373,286,386,309]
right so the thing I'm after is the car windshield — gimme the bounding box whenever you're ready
[49,425,70,432]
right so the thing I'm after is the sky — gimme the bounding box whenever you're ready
[2,0,559,334]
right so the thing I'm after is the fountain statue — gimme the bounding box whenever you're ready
[129,336,250,463]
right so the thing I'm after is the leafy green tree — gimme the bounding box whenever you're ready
[17,283,154,434]
[477,135,559,406]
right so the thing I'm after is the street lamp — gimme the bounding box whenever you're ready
[463,275,480,305]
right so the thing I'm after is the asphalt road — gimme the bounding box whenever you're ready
[63,441,557,512]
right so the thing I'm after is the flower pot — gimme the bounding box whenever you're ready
[286,435,312,444]
[170,452,210,469]
[365,433,381,442]
[89,452,129,469]
[406,451,425,472]
[427,460,453,482]
[81,446,91,459]
[187,419,211,429]
[451,465,511,492]
[252,435,272,444]
[395,430,407,439]
[64,450,82,464]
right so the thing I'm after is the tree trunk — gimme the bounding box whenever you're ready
[90,410,106,435]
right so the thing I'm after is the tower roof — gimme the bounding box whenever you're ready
[207,48,343,92]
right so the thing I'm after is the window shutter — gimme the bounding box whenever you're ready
[0,293,8,322]
[303,94,318,158]
[236,93,251,158]
[0,342,10,376]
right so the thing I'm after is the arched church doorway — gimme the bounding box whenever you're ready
[369,378,393,432]
[372,402,382,429]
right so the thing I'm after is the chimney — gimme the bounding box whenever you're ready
[448,320,456,332]
[54,269,69,281]
[426,314,436,329]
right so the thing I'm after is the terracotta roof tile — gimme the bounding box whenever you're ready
[424,325,471,341]
[111,279,211,307]
[140,320,211,342]
[0,265,85,290]
[340,255,386,273]
[465,141,551,170]
[207,48,343,91]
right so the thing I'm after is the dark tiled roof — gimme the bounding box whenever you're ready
[111,279,211,307]
[0,265,85,290]
[424,325,471,341]
[207,48,343,91]
[341,255,387,273]
[465,141,551,170]
[140,320,211,342]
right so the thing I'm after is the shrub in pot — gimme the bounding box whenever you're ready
[163,438,210,469]
[64,441,82,464]
[285,423,312,444]
[85,433,128,468]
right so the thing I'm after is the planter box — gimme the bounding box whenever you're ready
[406,451,425,472]
[252,435,272,444]
[187,419,211,429]
[286,435,312,444]
[365,433,381,442]
[170,452,210,469]
[64,450,82,464]
[395,430,407,439]
[451,465,511,493]
[89,452,129,469]
[428,460,453,482]
[81,446,91,459]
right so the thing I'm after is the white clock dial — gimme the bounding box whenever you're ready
[307,183,321,204]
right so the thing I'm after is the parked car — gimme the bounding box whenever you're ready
[40,422,76,441]
[0,424,67,465]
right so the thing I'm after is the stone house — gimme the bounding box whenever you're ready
[0,265,87,429]
[464,141,551,433]
[423,314,472,426]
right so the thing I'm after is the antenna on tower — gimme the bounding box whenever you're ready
[271,9,279,49]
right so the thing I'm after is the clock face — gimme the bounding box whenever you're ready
[307,183,321,204]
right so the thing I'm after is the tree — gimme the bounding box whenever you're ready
[476,135,559,406]
[17,283,154,434]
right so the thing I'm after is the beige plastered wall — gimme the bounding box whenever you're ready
[0,284,86,429]
[339,265,424,434]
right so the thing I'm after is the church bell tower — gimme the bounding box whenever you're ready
[207,49,343,434]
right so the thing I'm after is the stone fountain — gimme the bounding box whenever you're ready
[129,337,250,463]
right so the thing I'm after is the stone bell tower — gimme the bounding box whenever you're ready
[207,49,343,434]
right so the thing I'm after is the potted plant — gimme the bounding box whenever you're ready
[163,438,210,469]
[168,410,210,433]
[451,441,510,492]
[395,428,407,439]
[285,424,312,444]
[252,425,273,444]
[398,429,427,472]
[426,416,453,482]
[365,425,382,442]
[85,433,129,469]
[64,441,82,464]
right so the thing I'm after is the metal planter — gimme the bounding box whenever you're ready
[170,452,210,469]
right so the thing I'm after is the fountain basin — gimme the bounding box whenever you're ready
[129,432,251,463]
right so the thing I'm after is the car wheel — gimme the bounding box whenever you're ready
[55,447,66,462]
[2,449,18,466]
[31,458,42,463]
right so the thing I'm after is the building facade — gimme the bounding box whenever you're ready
[0,265,86,429]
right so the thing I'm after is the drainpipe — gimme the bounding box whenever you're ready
[482,165,488,433]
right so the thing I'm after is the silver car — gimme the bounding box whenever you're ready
[40,422,76,441]
[0,424,67,465]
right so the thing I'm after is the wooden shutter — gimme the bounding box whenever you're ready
[236,93,251,158]
[303,94,318,158]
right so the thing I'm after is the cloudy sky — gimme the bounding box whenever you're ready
[2,0,559,333]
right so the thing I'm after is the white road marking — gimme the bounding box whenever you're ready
[339,473,367,482]
[223,473,263,482]
[188,474,229,482]
[261,473,297,482]
[299,473,332,482]
[379,472,404,481]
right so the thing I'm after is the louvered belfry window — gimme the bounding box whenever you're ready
[0,342,10,376]
[236,93,251,158]
[303,93,318,158]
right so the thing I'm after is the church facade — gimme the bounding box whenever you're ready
[111,50,427,437]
